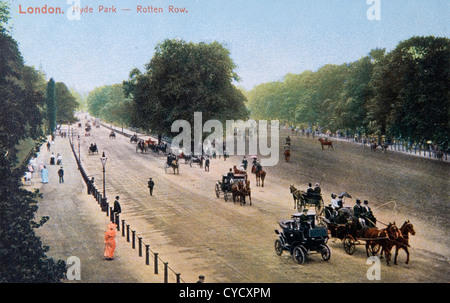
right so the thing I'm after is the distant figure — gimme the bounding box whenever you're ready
[50,153,55,165]
[148,178,155,196]
[242,156,248,170]
[113,196,122,214]
[46,141,51,151]
[104,223,117,260]
[204,157,210,172]
[41,166,49,183]
[58,167,64,183]
[197,275,205,283]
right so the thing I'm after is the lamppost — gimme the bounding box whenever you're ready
[100,151,107,197]
[77,135,81,161]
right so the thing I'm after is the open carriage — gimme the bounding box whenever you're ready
[215,173,247,202]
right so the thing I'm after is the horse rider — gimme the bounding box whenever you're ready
[254,162,262,174]
[353,199,366,228]
[285,135,291,146]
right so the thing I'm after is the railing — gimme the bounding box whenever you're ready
[68,132,184,283]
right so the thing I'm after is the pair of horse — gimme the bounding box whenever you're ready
[231,180,252,205]
[364,221,415,266]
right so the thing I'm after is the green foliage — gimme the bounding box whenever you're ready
[46,78,57,134]
[247,36,449,147]
[55,82,78,124]
[87,83,132,126]
[0,30,66,282]
[127,39,249,135]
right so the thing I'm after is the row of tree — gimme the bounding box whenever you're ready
[246,36,449,147]
[1,3,74,282]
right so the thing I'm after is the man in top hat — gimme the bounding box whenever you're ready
[148,178,155,196]
[353,199,365,227]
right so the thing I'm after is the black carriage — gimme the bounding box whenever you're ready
[88,144,98,155]
[274,213,330,264]
[165,155,179,174]
[189,155,203,167]
[215,174,247,202]
[109,131,116,138]
[298,192,324,214]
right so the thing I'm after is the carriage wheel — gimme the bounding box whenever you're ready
[343,235,356,255]
[215,184,220,198]
[320,244,331,261]
[274,239,283,256]
[293,245,305,264]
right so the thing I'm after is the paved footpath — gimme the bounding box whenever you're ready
[30,131,161,283]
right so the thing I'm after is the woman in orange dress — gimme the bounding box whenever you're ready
[104,223,117,260]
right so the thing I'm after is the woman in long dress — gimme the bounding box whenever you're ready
[41,166,49,183]
[104,223,117,260]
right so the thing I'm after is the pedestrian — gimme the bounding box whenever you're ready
[242,156,248,170]
[58,167,64,183]
[148,178,155,196]
[204,157,210,172]
[41,165,49,184]
[46,141,51,151]
[197,275,205,283]
[113,196,122,214]
[50,153,55,165]
[104,222,117,260]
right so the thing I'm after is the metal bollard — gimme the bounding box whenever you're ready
[126,225,130,242]
[132,230,136,249]
[154,253,159,274]
[164,262,168,283]
[105,201,109,217]
[176,273,181,283]
[145,245,150,265]
[122,220,125,237]
[138,237,142,257]
[115,214,120,231]
[109,207,114,222]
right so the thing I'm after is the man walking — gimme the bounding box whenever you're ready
[148,178,155,196]
[204,157,210,172]
[58,167,64,183]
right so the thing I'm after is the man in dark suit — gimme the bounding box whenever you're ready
[148,178,155,196]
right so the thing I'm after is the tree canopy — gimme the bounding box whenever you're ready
[246,36,449,147]
[124,39,249,135]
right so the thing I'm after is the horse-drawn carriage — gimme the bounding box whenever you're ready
[136,140,148,153]
[290,185,324,213]
[165,155,179,174]
[130,134,138,143]
[88,144,98,155]
[274,212,331,264]
[215,173,250,204]
[320,206,407,265]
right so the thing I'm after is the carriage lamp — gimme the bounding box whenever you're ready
[100,152,108,198]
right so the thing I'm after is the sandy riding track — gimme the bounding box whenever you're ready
[76,121,449,283]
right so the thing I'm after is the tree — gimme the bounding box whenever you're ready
[129,39,249,135]
[55,82,78,124]
[46,78,56,135]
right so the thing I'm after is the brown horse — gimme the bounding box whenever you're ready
[289,185,303,209]
[363,222,400,266]
[240,180,252,205]
[251,165,266,187]
[393,220,415,265]
[318,138,333,150]
[284,150,290,162]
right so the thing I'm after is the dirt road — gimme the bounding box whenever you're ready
[75,119,449,283]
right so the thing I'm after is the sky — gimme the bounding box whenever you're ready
[7,0,450,94]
